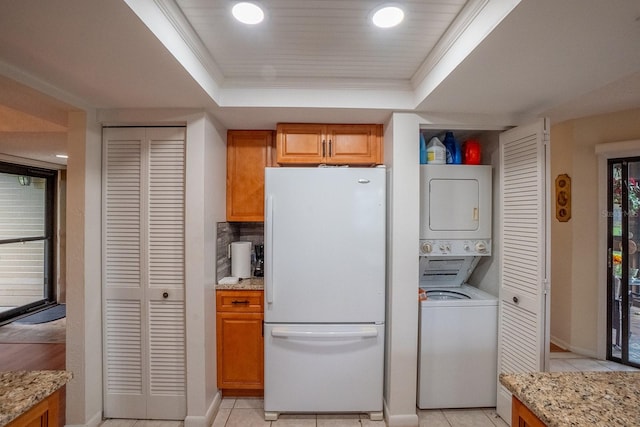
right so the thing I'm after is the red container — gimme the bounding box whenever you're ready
[463,140,481,165]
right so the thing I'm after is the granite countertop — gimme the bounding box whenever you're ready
[500,371,640,427]
[0,370,72,426]
[216,277,264,290]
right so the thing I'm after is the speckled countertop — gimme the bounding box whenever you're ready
[0,370,72,426]
[500,371,640,427]
[216,277,264,290]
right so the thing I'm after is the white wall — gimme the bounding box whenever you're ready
[66,109,103,427]
[204,113,227,417]
[383,113,420,426]
[67,109,226,427]
[184,112,227,427]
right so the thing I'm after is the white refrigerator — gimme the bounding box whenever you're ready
[263,167,386,421]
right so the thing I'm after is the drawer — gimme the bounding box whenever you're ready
[217,290,263,312]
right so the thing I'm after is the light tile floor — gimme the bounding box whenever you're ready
[549,350,640,372]
[212,398,508,427]
[100,420,184,427]
[99,351,639,427]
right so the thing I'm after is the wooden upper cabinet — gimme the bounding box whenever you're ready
[226,130,275,222]
[277,123,383,165]
[276,123,325,164]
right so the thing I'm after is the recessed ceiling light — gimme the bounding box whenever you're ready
[371,5,404,29]
[232,2,264,25]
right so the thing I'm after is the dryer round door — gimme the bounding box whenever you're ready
[425,290,471,301]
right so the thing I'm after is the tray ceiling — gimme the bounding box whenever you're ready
[176,0,467,84]
[0,0,638,166]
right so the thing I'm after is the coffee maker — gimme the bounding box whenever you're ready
[254,243,264,277]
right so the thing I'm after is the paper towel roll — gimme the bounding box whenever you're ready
[231,241,252,279]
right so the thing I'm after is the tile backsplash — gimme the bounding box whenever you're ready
[216,222,265,282]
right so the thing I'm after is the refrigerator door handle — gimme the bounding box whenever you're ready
[271,327,378,339]
[266,195,274,304]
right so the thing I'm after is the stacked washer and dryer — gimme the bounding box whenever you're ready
[417,164,498,409]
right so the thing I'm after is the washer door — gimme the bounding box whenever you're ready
[425,290,471,301]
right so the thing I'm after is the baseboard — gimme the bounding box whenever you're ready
[566,345,598,359]
[550,335,571,352]
[550,335,598,359]
[65,409,102,427]
[383,400,419,427]
[184,391,222,427]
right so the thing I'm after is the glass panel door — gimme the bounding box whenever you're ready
[0,163,55,323]
[608,158,640,367]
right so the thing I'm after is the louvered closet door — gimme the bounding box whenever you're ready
[496,119,550,421]
[103,127,186,420]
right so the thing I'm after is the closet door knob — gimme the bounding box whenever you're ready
[163,292,169,299]
[512,296,519,304]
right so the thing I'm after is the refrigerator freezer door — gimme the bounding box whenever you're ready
[264,167,386,323]
[264,323,384,415]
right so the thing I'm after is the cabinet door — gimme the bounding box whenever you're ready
[512,397,546,427]
[327,124,382,165]
[226,130,274,221]
[276,123,325,164]
[9,390,59,427]
[216,312,264,390]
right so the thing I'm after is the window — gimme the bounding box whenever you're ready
[0,162,56,323]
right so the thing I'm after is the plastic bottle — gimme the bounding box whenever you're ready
[453,140,462,164]
[426,137,446,164]
[419,133,427,164]
[443,131,458,164]
[463,139,481,164]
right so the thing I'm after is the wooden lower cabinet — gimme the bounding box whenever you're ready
[8,389,60,427]
[216,290,264,396]
[512,396,546,427]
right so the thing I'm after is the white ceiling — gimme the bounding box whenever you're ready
[177,0,468,82]
[0,0,639,164]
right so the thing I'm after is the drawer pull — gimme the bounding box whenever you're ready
[231,300,250,305]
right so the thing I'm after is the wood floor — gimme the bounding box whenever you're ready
[550,342,569,352]
[0,321,66,426]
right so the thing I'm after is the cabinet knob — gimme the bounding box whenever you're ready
[163,292,169,299]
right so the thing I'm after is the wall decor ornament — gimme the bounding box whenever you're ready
[555,173,571,222]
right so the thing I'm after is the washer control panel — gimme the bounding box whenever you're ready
[419,239,491,256]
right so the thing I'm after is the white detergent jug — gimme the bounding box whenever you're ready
[426,137,446,164]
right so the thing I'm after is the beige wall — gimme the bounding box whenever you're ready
[551,108,640,356]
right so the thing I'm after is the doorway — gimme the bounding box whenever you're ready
[607,158,640,367]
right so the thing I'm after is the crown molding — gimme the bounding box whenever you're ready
[411,0,490,87]
[153,0,226,83]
